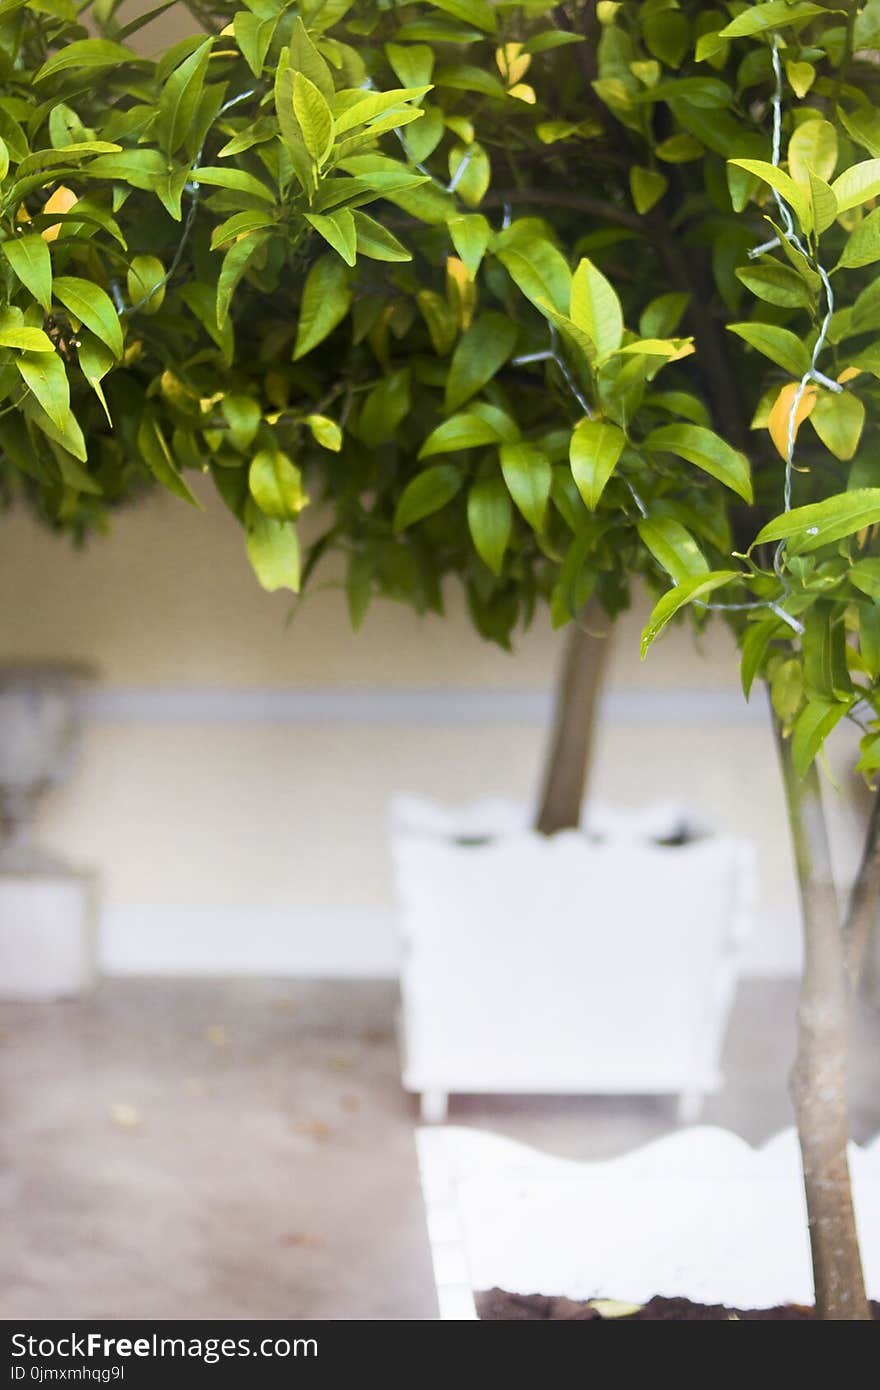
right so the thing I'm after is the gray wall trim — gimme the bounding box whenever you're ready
[80,686,769,727]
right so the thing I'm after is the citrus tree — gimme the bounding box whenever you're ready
[3,0,880,1318]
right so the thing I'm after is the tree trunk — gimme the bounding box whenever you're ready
[844,790,880,994]
[534,595,611,836]
[772,709,870,1319]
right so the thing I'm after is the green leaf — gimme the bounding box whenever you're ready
[126,255,166,314]
[351,211,410,262]
[429,0,496,31]
[837,207,880,270]
[34,38,141,82]
[740,616,783,699]
[16,350,69,429]
[791,699,851,778]
[77,331,114,425]
[727,158,810,231]
[289,15,334,101]
[641,572,742,657]
[831,159,880,215]
[639,292,690,339]
[358,369,410,449]
[727,322,811,377]
[735,262,812,309]
[386,42,435,88]
[137,414,200,507]
[0,324,53,352]
[192,167,276,204]
[499,442,551,533]
[294,73,334,162]
[83,147,170,195]
[305,414,342,452]
[638,515,709,583]
[245,504,301,593]
[642,424,753,503]
[216,230,270,326]
[569,419,625,510]
[770,658,803,726]
[570,257,623,359]
[808,390,865,461]
[448,214,491,280]
[393,464,462,531]
[445,313,518,411]
[788,118,837,187]
[718,3,825,39]
[808,172,838,236]
[346,551,372,631]
[234,8,279,77]
[221,394,261,452]
[419,411,512,459]
[52,276,123,360]
[803,603,852,701]
[629,166,668,215]
[334,87,432,137]
[496,237,572,315]
[210,210,276,251]
[752,489,880,555]
[25,398,89,468]
[155,38,212,156]
[849,558,880,601]
[293,254,351,360]
[448,142,490,208]
[305,210,356,266]
[468,476,512,576]
[1,234,52,313]
[249,449,307,520]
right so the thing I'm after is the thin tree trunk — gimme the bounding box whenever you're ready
[772,709,870,1319]
[535,595,610,836]
[843,791,880,993]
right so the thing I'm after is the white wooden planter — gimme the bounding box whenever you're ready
[392,797,755,1121]
[417,1125,880,1320]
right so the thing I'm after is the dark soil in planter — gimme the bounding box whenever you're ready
[476,1289,880,1321]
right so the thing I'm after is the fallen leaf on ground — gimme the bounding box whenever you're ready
[588,1299,643,1319]
[110,1103,143,1131]
[297,1119,332,1140]
[205,1025,227,1046]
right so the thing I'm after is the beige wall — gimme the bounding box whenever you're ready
[2,479,857,978]
[1,4,865,977]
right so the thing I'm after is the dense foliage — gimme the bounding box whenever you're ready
[3,0,880,779]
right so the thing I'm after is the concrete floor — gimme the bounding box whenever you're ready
[1,978,878,1320]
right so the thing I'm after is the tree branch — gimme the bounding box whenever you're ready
[483,188,643,231]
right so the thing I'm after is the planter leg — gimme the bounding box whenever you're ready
[420,1090,449,1124]
[676,1091,704,1125]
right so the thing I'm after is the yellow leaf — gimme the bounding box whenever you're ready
[768,381,817,460]
[838,365,862,384]
[495,42,531,86]
[589,1299,643,1319]
[508,83,537,104]
[41,185,77,242]
[446,256,476,330]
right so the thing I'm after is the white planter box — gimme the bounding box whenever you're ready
[392,797,755,1121]
[417,1125,880,1319]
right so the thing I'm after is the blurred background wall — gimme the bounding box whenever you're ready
[2,3,866,983]
[2,477,866,980]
